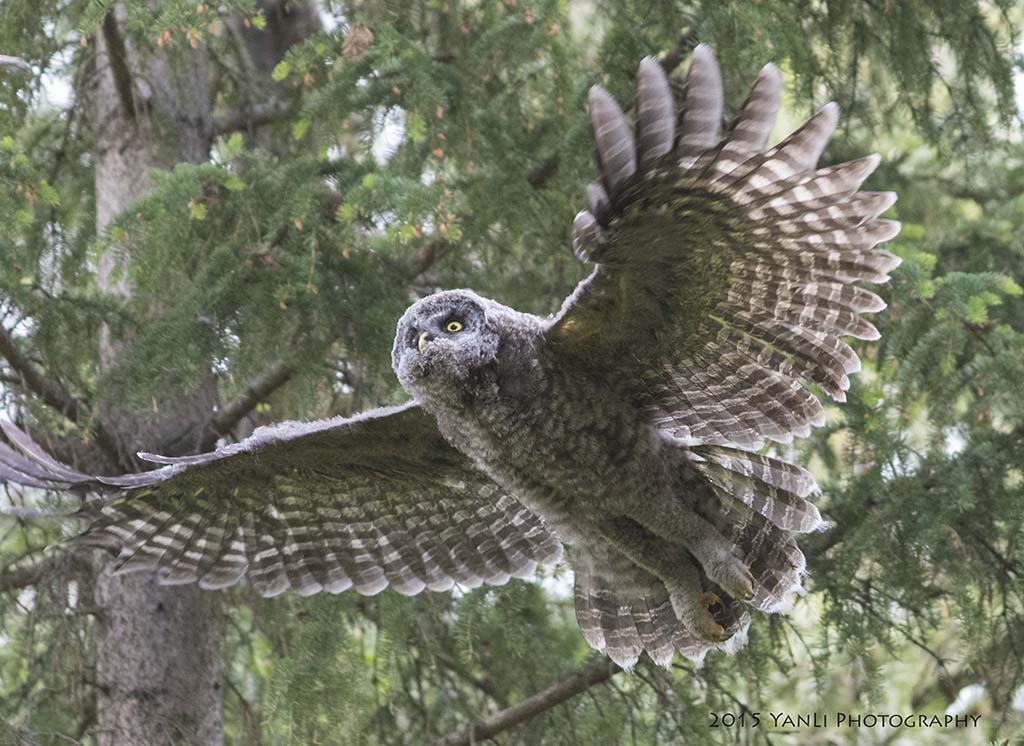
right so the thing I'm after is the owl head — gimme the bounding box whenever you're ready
[392,290,502,402]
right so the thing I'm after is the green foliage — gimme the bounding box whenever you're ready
[87,153,415,408]
[1,1,1022,744]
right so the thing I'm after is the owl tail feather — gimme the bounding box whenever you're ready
[572,547,749,669]
[571,442,822,668]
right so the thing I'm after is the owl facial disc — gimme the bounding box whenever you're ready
[391,290,501,402]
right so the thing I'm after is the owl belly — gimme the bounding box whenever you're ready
[432,366,670,543]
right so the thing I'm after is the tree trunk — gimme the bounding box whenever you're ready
[83,3,321,742]
[234,0,321,76]
[89,7,223,745]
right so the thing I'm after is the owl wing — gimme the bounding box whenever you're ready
[0,404,562,597]
[548,46,900,449]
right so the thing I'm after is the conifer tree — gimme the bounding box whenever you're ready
[0,2,1020,744]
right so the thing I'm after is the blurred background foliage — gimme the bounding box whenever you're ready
[0,0,1022,744]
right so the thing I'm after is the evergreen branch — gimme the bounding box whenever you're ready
[202,360,295,450]
[213,98,291,135]
[432,651,508,707]
[0,55,31,76]
[0,327,120,461]
[410,237,450,278]
[224,676,263,746]
[431,659,621,746]
[523,30,696,194]
[966,529,1020,579]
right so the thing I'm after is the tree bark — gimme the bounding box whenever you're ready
[89,7,223,745]
[232,0,321,76]
[83,4,322,743]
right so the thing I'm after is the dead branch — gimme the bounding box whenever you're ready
[201,360,294,450]
[432,659,621,746]
[410,237,450,279]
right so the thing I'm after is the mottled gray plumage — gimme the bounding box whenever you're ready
[0,46,900,668]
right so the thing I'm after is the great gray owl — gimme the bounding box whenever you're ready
[0,46,900,668]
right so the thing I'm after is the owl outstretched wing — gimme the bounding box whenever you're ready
[549,46,901,449]
[0,404,562,597]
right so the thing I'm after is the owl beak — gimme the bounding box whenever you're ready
[417,331,432,354]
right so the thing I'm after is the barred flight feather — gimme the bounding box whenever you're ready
[0,405,562,600]
[677,45,723,157]
[0,46,899,672]
[690,445,817,497]
[724,64,781,152]
[635,57,675,168]
[699,462,823,533]
[710,498,808,613]
[555,45,897,661]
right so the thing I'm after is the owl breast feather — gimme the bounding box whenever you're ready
[424,334,671,541]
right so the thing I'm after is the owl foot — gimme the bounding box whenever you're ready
[700,591,722,611]
[701,553,754,603]
[670,589,731,643]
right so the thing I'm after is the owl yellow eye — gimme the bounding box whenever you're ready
[445,320,464,333]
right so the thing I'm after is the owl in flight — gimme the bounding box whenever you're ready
[0,46,899,668]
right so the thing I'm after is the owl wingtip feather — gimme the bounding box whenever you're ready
[637,55,661,72]
[587,83,607,103]
[691,43,715,61]
[758,61,782,80]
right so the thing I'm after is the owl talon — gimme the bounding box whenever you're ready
[671,590,733,643]
[706,556,755,602]
[700,591,722,612]
[700,593,732,641]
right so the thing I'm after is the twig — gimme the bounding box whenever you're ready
[224,676,263,746]
[432,650,509,707]
[967,529,1019,579]
[0,554,73,593]
[201,360,294,450]
[431,659,621,746]
[0,326,120,461]
[410,237,450,278]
